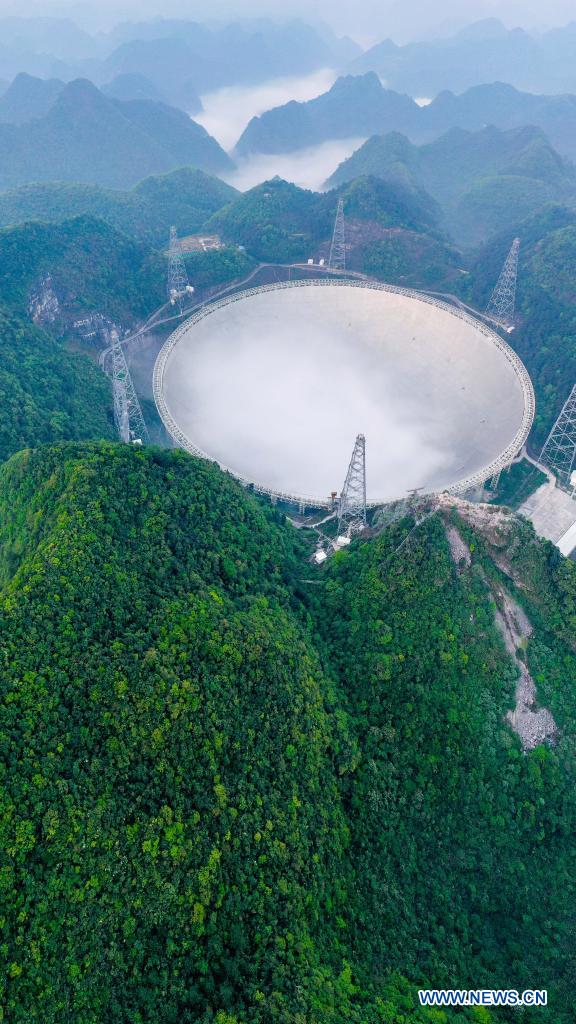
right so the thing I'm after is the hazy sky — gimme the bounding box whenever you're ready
[2,0,576,43]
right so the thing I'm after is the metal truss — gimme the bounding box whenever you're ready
[153,278,535,508]
[338,434,367,535]
[486,237,520,328]
[540,383,576,488]
[109,328,149,444]
[328,199,346,271]
[167,226,192,311]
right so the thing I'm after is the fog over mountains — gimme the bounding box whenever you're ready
[0,16,358,100]
[1,13,576,235]
[351,17,576,93]
[236,73,576,162]
[0,76,233,188]
[328,124,576,245]
[3,12,576,105]
[2,0,576,38]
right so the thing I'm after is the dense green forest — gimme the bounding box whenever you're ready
[327,126,576,246]
[461,205,576,446]
[0,215,164,323]
[207,175,442,264]
[181,247,256,290]
[1,17,576,1024]
[359,229,460,286]
[0,307,113,462]
[0,169,239,246]
[0,216,165,463]
[1,441,575,1022]
[0,77,233,190]
[207,178,327,263]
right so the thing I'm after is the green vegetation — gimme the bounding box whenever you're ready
[207,178,326,263]
[329,126,576,247]
[182,247,256,290]
[450,175,557,246]
[1,441,576,1021]
[462,206,576,446]
[0,308,113,462]
[235,73,420,157]
[339,174,441,235]
[0,215,164,323]
[0,206,253,471]
[490,460,548,509]
[0,169,238,246]
[207,175,441,264]
[309,508,576,1020]
[0,215,165,463]
[237,73,576,166]
[0,78,233,191]
[360,229,460,287]
[2,50,576,1024]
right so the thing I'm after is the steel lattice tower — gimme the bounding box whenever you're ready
[167,226,192,310]
[338,434,367,536]
[328,199,346,272]
[540,384,576,488]
[486,237,520,328]
[109,329,149,444]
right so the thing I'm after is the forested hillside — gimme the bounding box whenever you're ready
[0,215,165,463]
[235,73,419,156]
[236,72,576,163]
[236,75,576,164]
[0,176,459,480]
[0,169,238,245]
[328,125,576,245]
[461,205,576,444]
[0,309,113,463]
[2,174,572,463]
[0,215,164,322]
[207,175,444,264]
[1,12,576,1024]
[1,441,575,1022]
[0,78,233,190]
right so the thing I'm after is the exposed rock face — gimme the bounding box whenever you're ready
[439,494,526,581]
[439,494,517,547]
[492,583,557,751]
[29,274,60,325]
[506,667,557,751]
[445,522,471,567]
[441,504,557,751]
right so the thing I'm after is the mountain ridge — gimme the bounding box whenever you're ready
[0,77,233,190]
[235,74,576,163]
[0,168,238,245]
[0,439,575,1020]
[327,124,576,245]
[347,18,576,96]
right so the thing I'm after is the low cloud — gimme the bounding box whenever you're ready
[196,68,338,151]
[194,70,365,192]
[222,136,366,192]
